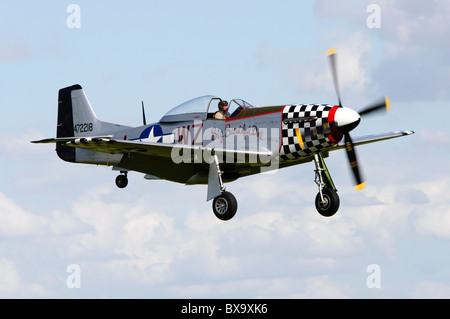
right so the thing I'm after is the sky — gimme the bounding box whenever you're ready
[0,0,450,298]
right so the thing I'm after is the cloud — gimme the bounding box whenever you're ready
[412,281,450,298]
[169,275,352,298]
[0,257,47,297]
[409,178,450,239]
[374,0,450,101]
[415,128,450,148]
[0,258,21,295]
[295,32,373,103]
[292,275,353,298]
[0,129,50,159]
[0,192,46,238]
[0,165,448,298]
[0,190,90,240]
[255,28,375,105]
[396,188,429,205]
[315,0,450,102]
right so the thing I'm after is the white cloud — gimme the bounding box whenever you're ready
[0,192,46,238]
[169,275,352,298]
[409,179,450,239]
[0,257,47,297]
[0,129,49,158]
[0,189,93,240]
[415,128,450,148]
[292,275,353,298]
[315,0,450,101]
[255,30,374,105]
[0,155,447,298]
[0,258,20,295]
[412,281,450,298]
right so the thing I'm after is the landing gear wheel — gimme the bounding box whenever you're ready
[315,188,340,217]
[115,174,128,189]
[212,191,237,221]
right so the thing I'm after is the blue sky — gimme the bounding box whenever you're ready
[1,0,449,298]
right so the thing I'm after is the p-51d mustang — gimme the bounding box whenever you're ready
[33,49,413,220]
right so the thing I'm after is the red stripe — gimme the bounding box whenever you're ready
[327,106,343,144]
[225,110,282,122]
[328,106,339,124]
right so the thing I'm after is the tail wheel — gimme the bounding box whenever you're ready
[212,191,237,221]
[115,174,128,188]
[315,188,340,217]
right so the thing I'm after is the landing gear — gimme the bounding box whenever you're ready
[115,172,128,188]
[313,153,340,217]
[315,188,340,217]
[212,191,238,221]
[208,154,238,221]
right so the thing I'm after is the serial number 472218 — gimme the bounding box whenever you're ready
[73,123,93,133]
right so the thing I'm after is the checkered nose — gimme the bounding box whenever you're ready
[334,107,361,134]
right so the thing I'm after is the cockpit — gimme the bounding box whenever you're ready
[227,99,254,118]
[159,95,254,123]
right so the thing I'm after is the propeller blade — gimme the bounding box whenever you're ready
[344,133,366,191]
[359,95,390,117]
[142,101,147,126]
[327,48,342,107]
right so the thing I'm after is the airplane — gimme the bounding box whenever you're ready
[32,49,413,221]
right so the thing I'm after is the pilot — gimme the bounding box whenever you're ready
[214,100,230,120]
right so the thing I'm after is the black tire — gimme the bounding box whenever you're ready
[115,175,128,188]
[315,188,340,217]
[212,191,238,221]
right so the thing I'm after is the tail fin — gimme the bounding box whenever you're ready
[56,84,80,162]
[56,84,127,162]
[57,84,102,138]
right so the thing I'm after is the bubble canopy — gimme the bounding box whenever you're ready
[159,95,254,123]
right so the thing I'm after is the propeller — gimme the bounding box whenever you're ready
[359,95,390,117]
[327,48,342,107]
[142,101,147,126]
[326,48,388,191]
[344,132,366,190]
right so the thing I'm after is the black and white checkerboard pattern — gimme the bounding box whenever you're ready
[280,104,335,160]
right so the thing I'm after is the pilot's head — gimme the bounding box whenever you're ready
[218,100,228,111]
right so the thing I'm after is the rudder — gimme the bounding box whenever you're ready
[56,84,83,162]
[55,84,109,162]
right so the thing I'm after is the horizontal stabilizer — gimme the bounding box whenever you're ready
[31,136,113,144]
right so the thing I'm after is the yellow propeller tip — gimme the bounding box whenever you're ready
[354,182,367,191]
[327,48,337,56]
[385,95,390,113]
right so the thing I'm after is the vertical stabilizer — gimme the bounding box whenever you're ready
[55,84,128,163]
[56,85,81,162]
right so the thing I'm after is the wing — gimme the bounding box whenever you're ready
[31,136,274,162]
[331,130,414,151]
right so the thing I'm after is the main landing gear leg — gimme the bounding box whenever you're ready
[313,153,339,217]
[208,154,237,221]
[115,171,128,189]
